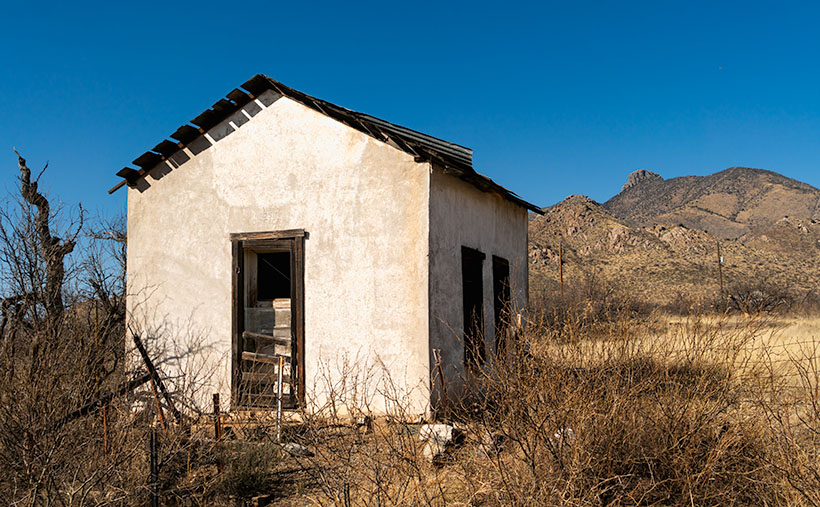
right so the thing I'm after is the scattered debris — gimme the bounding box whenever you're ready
[419,423,464,463]
[476,431,507,459]
[550,427,575,447]
[280,442,314,457]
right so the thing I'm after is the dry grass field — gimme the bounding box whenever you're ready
[658,314,820,384]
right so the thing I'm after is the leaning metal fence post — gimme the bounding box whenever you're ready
[276,355,284,442]
[133,333,182,423]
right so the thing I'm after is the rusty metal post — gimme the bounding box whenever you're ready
[212,393,222,441]
[102,404,109,458]
[276,355,284,442]
[149,428,159,507]
[213,393,223,474]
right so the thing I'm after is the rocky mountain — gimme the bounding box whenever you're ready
[529,169,820,307]
[603,167,820,239]
[620,169,662,192]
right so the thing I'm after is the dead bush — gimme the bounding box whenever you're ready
[720,279,797,315]
[753,339,820,507]
[273,305,792,505]
[212,441,284,499]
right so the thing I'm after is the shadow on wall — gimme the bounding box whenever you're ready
[126,294,229,414]
[129,91,282,193]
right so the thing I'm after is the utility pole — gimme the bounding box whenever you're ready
[559,243,564,298]
[716,241,724,294]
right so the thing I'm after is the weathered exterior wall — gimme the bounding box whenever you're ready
[428,167,529,403]
[127,91,431,416]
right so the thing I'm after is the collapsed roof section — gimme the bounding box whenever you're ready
[111,74,542,213]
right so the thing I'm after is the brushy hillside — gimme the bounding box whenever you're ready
[740,215,820,257]
[528,194,820,309]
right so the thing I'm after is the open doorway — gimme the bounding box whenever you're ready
[231,230,305,409]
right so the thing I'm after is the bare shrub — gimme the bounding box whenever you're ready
[791,287,820,317]
[721,279,797,315]
[438,306,778,505]
[0,153,137,503]
[529,274,651,343]
[264,304,790,505]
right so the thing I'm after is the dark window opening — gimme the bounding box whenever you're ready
[257,252,291,301]
[461,246,486,369]
[492,256,511,353]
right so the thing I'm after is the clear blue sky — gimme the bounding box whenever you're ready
[2,0,819,217]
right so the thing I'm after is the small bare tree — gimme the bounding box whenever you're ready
[15,149,80,322]
[0,151,140,504]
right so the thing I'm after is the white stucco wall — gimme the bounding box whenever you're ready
[428,167,529,404]
[127,91,431,416]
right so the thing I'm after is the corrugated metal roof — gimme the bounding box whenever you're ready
[110,74,542,213]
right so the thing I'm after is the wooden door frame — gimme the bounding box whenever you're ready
[230,229,306,410]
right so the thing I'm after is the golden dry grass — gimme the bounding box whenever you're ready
[656,314,820,386]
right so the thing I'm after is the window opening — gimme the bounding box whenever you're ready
[257,252,291,301]
[461,246,486,369]
[492,256,511,353]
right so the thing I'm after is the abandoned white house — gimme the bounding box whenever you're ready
[113,74,541,418]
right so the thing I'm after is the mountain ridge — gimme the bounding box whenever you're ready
[602,167,820,239]
[529,167,820,306]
